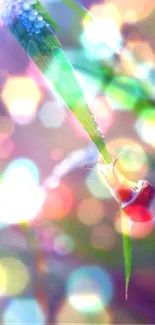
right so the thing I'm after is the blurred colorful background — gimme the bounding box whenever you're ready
[0,0,155,323]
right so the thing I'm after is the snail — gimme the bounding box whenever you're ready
[85,153,155,223]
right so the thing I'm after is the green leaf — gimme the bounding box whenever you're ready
[122,214,132,299]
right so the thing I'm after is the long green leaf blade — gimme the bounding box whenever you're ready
[122,213,132,299]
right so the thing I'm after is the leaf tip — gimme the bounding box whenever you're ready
[125,287,128,300]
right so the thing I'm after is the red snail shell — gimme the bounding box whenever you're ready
[122,180,155,222]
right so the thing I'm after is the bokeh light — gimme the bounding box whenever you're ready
[133,42,155,67]
[134,108,155,148]
[4,158,40,184]
[0,257,29,296]
[120,49,138,77]
[56,299,112,323]
[0,158,46,224]
[53,233,75,255]
[107,137,148,180]
[77,198,104,225]
[135,63,150,81]
[56,300,88,324]
[123,9,138,23]
[67,266,114,313]
[42,184,73,220]
[90,3,122,28]
[104,0,155,22]
[86,169,113,200]
[1,76,42,124]
[90,224,117,250]
[81,17,122,60]
[39,100,67,128]
[9,98,38,125]
[3,299,46,325]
